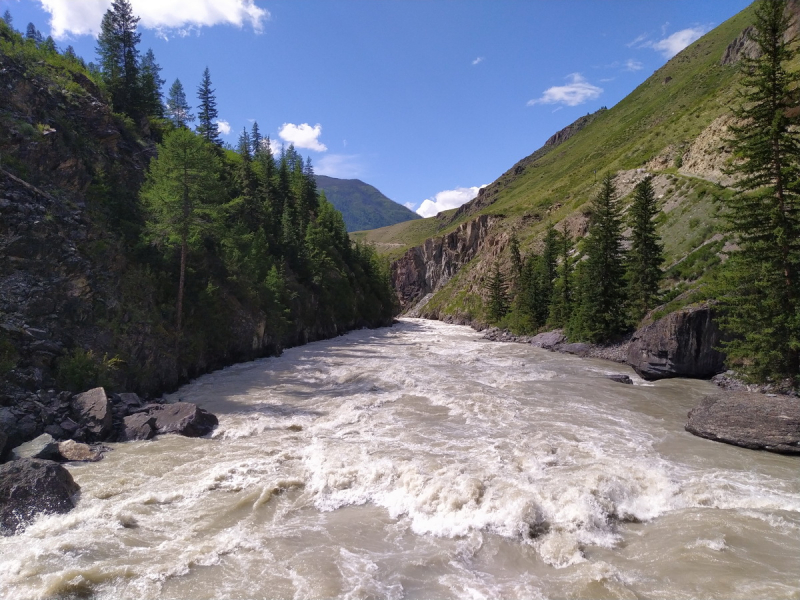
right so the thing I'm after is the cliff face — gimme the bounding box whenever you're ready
[391,215,494,311]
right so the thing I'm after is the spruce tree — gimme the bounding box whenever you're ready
[2,10,12,27]
[139,49,165,118]
[96,0,142,117]
[548,225,574,328]
[140,129,222,331]
[25,23,37,40]
[165,79,194,128]
[626,176,664,322]
[717,0,800,382]
[196,67,221,145]
[570,174,627,342]
[251,121,263,156]
[509,234,523,284]
[486,263,509,323]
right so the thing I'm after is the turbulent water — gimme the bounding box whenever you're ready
[1,319,799,600]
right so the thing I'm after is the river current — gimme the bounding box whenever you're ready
[1,319,798,599]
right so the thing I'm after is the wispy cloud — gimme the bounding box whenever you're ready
[216,119,231,135]
[278,123,327,152]
[416,185,486,218]
[644,26,709,58]
[626,32,649,48]
[527,73,602,107]
[316,154,362,178]
[624,58,643,71]
[37,0,270,39]
[472,56,484,66]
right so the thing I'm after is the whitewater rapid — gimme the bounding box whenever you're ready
[1,319,798,599]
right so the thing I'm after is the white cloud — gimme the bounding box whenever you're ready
[403,201,416,210]
[37,0,270,39]
[216,119,231,135]
[416,185,485,218]
[646,26,708,58]
[472,56,484,65]
[527,73,602,107]
[278,123,327,152]
[624,58,643,71]
[316,154,362,178]
[626,33,648,48]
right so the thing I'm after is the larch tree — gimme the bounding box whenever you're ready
[196,67,221,146]
[140,129,222,331]
[96,0,142,117]
[626,176,664,322]
[165,79,194,128]
[718,0,800,383]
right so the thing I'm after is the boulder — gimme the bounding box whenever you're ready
[626,305,726,381]
[686,391,800,454]
[606,374,633,385]
[71,387,112,440]
[120,412,157,441]
[0,459,80,535]
[0,429,6,459]
[57,440,103,462]
[530,330,566,350]
[10,433,59,461]
[117,392,143,412]
[148,402,218,437]
[558,342,591,357]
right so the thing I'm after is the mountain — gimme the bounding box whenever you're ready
[315,175,420,232]
[359,1,798,325]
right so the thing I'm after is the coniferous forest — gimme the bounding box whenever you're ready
[0,1,395,396]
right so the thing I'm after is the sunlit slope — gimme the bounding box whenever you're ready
[359,3,754,258]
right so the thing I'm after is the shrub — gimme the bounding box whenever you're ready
[56,347,123,392]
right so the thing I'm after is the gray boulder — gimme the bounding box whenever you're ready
[530,331,566,350]
[626,305,726,381]
[71,387,112,440]
[0,459,80,535]
[149,402,218,437]
[120,412,157,441]
[686,391,800,454]
[10,433,59,461]
[606,374,633,385]
[57,440,103,462]
[558,342,591,356]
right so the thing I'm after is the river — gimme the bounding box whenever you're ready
[1,319,798,599]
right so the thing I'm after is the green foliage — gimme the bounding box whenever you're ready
[716,0,800,383]
[56,348,123,392]
[486,263,509,323]
[548,225,575,328]
[569,174,628,342]
[166,78,194,127]
[626,176,664,321]
[196,67,221,146]
[96,0,142,117]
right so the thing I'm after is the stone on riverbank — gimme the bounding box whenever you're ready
[149,402,218,437]
[10,433,59,460]
[57,439,103,462]
[0,458,80,535]
[71,387,112,440]
[120,412,157,441]
[627,304,725,381]
[530,331,566,350]
[686,391,800,454]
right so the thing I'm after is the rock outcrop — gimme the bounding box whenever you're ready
[0,458,80,535]
[391,214,495,310]
[627,305,726,380]
[686,391,800,454]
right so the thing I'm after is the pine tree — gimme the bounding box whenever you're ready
[2,10,12,27]
[486,263,509,323]
[626,176,664,322]
[25,23,37,41]
[548,225,574,327]
[165,79,194,128]
[96,0,142,117]
[139,48,165,118]
[570,174,627,342]
[196,67,221,145]
[251,121,263,156]
[140,129,222,331]
[717,0,800,383]
[41,36,56,54]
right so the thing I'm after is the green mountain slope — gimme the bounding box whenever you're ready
[370,1,797,325]
[315,175,420,232]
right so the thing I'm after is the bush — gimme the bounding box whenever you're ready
[56,348,123,392]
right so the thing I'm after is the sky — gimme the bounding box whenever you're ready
[1,0,753,217]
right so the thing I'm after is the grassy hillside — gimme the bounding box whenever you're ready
[316,175,420,232]
[367,2,775,323]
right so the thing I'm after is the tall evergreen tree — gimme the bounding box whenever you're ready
[140,129,222,331]
[139,48,165,118]
[25,23,38,41]
[165,78,194,128]
[196,67,221,146]
[626,176,664,322]
[548,225,574,327]
[718,0,800,382]
[251,121,263,156]
[2,10,12,26]
[570,174,627,342]
[96,0,142,117]
[486,263,509,323]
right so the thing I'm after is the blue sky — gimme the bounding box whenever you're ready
[1,0,752,217]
